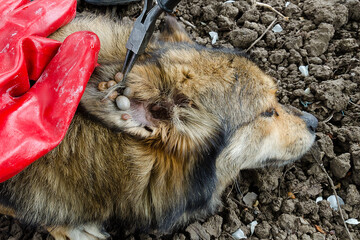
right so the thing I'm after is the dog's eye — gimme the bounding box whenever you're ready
[261,108,278,117]
[174,93,198,109]
[179,100,197,109]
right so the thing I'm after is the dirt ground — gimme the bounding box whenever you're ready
[1,0,359,239]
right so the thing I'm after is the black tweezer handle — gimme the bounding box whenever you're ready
[157,0,181,13]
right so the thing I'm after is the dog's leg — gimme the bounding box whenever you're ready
[159,15,193,43]
[47,223,110,240]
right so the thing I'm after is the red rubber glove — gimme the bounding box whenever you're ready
[0,0,100,182]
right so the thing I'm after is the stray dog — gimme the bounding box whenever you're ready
[0,13,318,240]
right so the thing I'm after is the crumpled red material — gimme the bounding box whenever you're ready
[0,0,100,182]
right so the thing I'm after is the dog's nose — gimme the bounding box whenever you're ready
[300,111,318,133]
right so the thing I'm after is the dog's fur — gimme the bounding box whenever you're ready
[0,13,316,239]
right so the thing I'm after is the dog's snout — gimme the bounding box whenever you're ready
[300,111,318,133]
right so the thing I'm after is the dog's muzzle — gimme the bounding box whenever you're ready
[300,111,318,134]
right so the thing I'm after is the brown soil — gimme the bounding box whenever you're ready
[1,0,359,239]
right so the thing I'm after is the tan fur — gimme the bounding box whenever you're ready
[0,13,316,239]
[0,205,15,217]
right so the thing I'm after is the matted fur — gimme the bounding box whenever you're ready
[0,13,316,239]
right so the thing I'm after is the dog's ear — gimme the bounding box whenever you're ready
[159,15,193,44]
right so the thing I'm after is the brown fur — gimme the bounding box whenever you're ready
[0,13,316,239]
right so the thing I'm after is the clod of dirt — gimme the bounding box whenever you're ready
[310,65,333,80]
[265,30,277,47]
[281,199,296,213]
[346,184,360,206]
[202,5,217,22]
[296,200,319,215]
[260,12,276,25]
[284,2,302,17]
[202,215,223,238]
[351,66,360,84]
[303,0,348,28]
[318,200,333,220]
[253,168,282,191]
[288,49,302,64]
[269,49,287,65]
[229,28,258,49]
[223,209,242,233]
[337,126,360,143]
[185,221,210,240]
[189,5,201,17]
[297,218,316,235]
[9,222,22,239]
[254,221,271,238]
[301,234,312,240]
[346,0,360,21]
[217,16,234,30]
[271,197,283,212]
[278,213,297,230]
[350,205,360,219]
[172,233,186,240]
[240,210,254,224]
[330,153,351,178]
[292,178,323,198]
[335,38,359,53]
[244,21,265,35]
[311,232,326,240]
[313,79,350,112]
[219,3,239,19]
[237,9,260,24]
[285,36,303,51]
[304,23,335,57]
[351,144,360,171]
[316,133,335,159]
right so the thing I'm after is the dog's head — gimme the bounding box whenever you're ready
[83,16,317,174]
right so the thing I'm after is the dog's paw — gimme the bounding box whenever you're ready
[48,223,110,240]
[98,71,158,138]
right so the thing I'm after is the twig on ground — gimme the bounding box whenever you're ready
[311,147,354,240]
[255,2,289,21]
[322,111,335,123]
[231,197,252,209]
[226,183,235,199]
[179,17,197,30]
[246,18,277,52]
[225,232,237,240]
[278,164,295,198]
[349,100,360,108]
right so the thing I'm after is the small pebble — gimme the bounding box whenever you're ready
[272,24,283,33]
[98,82,107,91]
[107,80,117,88]
[299,65,309,77]
[345,218,360,225]
[209,31,218,45]
[232,228,246,239]
[108,91,119,101]
[123,87,132,97]
[121,113,131,120]
[116,95,131,110]
[115,72,124,83]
